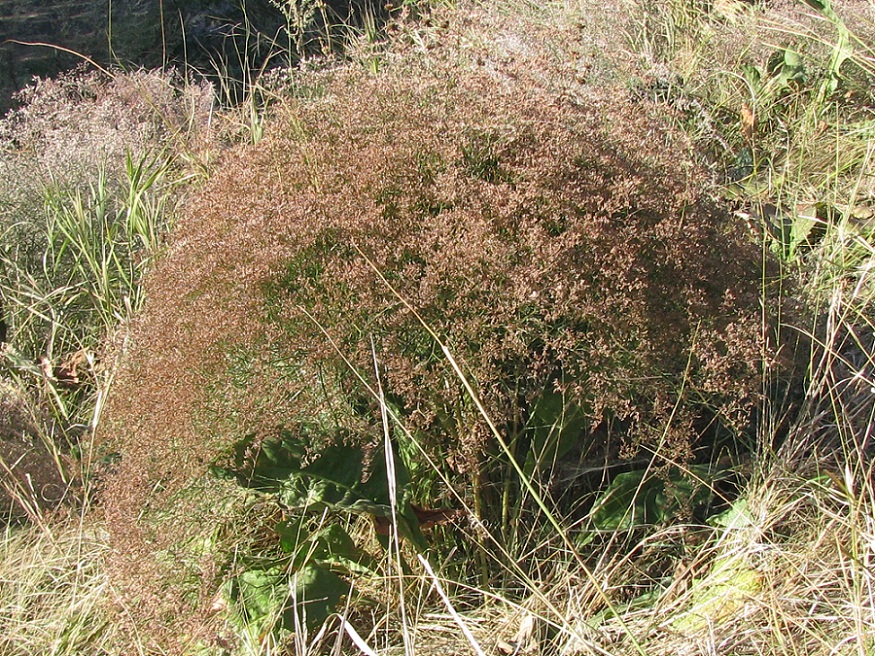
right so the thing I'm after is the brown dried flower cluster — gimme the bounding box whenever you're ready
[103,65,780,529]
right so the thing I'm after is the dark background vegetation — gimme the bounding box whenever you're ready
[0,0,392,113]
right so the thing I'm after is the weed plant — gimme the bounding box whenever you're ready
[97,3,803,651]
[0,1,873,655]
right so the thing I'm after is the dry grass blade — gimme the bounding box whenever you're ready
[418,554,489,656]
[0,520,140,656]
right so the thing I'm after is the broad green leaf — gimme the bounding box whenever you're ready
[235,567,286,621]
[277,521,378,576]
[589,466,713,531]
[224,561,349,635]
[708,497,755,529]
[523,389,586,478]
[802,0,853,95]
[214,434,391,514]
[767,48,805,89]
[291,563,350,631]
[224,564,288,640]
[740,63,761,87]
[762,204,828,260]
[214,432,427,549]
[672,555,762,634]
[787,206,821,258]
[275,444,392,515]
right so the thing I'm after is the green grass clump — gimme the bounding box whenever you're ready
[0,67,214,520]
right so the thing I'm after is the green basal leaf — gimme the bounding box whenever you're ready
[589,466,714,531]
[523,389,586,478]
[788,210,819,259]
[276,515,310,555]
[767,48,806,89]
[211,433,306,493]
[224,564,288,638]
[708,497,754,529]
[214,433,389,514]
[291,562,350,632]
[214,431,427,549]
[274,443,391,514]
[277,521,379,576]
[224,561,350,635]
[672,555,762,634]
[740,62,761,87]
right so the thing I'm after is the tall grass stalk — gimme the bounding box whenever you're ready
[372,336,414,656]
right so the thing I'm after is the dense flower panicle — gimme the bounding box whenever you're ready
[103,67,779,499]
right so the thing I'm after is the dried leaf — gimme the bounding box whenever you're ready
[740,102,755,140]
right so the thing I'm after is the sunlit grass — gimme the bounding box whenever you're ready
[0,1,873,655]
